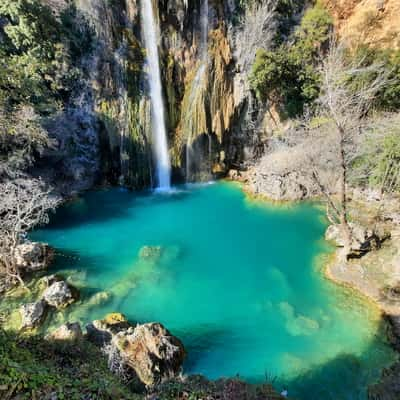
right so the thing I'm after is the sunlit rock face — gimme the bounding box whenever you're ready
[69,0,263,188]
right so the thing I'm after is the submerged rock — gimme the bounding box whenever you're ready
[139,246,163,262]
[14,242,54,272]
[42,280,78,309]
[279,302,320,336]
[86,291,112,307]
[46,322,83,342]
[19,300,47,329]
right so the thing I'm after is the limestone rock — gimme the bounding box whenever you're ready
[113,322,186,386]
[86,313,130,346]
[325,223,388,254]
[42,280,78,309]
[46,322,83,342]
[14,242,54,272]
[87,314,185,386]
[20,300,46,329]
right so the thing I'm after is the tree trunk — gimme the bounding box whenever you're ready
[338,127,352,257]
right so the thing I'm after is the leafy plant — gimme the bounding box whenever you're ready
[249,1,332,117]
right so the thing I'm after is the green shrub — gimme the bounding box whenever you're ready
[351,118,400,193]
[347,46,400,111]
[249,2,332,117]
[0,0,93,111]
[0,330,140,400]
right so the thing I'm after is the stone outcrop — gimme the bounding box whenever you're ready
[113,322,186,386]
[322,0,400,49]
[325,222,390,255]
[46,322,83,342]
[19,300,47,329]
[244,168,319,201]
[14,242,54,272]
[87,313,185,386]
[42,280,78,309]
[69,0,260,187]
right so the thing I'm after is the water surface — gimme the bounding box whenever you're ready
[31,182,395,399]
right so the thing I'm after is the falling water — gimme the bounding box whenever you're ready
[141,0,171,190]
[186,0,209,182]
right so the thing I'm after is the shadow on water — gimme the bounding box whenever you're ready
[40,187,194,230]
[178,325,235,371]
[49,248,103,274]
[276,319,397,400]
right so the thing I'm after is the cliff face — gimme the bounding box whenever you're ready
[322,0,400,49]
[65,0,262,188]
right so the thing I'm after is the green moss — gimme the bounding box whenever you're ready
[0,330,141,400]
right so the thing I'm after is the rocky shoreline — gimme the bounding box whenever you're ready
[231,169,400,399]
[1,177,398,398]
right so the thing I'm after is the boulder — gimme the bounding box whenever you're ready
[113,323,186,386]
[46,322,83,342]
[42,280,78,309]
[20,300,46,329]
[87,314,185,386]
[14,242,54,272]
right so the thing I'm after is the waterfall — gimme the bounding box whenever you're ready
[185,0,209,182]
[141,0,171,190]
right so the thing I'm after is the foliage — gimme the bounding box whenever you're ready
[0,106,54,178]
[153,375,285,400]
[0,330,141,400]
[351,115,400,193]
[275,0,307,42]
[249,2,333,117]
[0,0,93,111]
[346,46,400,111]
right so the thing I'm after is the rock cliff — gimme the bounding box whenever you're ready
[53,0,267,188]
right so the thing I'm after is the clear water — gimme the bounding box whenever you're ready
[31,182,395,399]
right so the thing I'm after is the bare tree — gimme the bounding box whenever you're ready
[0,178,60,286]
[0,105,55,179]
[233,0,277,75]
[300,41,389,254]
[351,113,400,195]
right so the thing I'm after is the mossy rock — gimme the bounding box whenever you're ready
[103,312,128,326]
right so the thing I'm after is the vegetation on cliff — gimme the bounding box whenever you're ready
[250,1,333,117]
[0,330,140,399]
[0,0,93,287]
[0,0,93,111]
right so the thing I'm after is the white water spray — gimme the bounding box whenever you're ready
[141,0,171,190]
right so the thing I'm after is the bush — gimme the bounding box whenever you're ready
[347,46,400,111]
[0,0,93,110]
[351,115,400,193]
[249,2,332,117]
[0,330,140,400]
